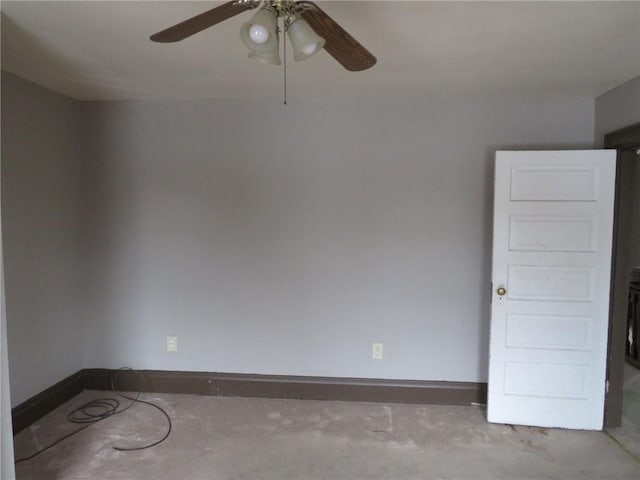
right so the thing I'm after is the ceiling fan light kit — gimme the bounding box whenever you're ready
[240,2,325,65]
[239,7,281,65]
[242,8,276,45]
[286,15,325,62]
[151,0,376,71]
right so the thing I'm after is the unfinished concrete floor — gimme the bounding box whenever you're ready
[608,363,640,460]
[13,389,640,480]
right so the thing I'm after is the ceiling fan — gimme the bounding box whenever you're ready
[150,0,377,72]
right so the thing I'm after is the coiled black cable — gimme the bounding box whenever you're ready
[14,367,172,463]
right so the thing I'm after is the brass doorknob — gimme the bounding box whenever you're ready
[496,286,506,296]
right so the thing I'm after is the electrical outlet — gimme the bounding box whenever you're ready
[372,342,383,360]
[166,336,178,352]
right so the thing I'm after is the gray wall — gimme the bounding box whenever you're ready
[81,95,595,382]
[1,72,84,405]
[628,152,640,278]
[594,76,640,146]
[595,78,640,425]
[0,71,600,391]
[595,75,640,296]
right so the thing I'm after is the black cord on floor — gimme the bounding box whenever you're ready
[14,367,172,464]
[13,424,92,464]
[110,393,172,452]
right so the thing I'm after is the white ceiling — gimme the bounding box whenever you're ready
[1,1,639,101]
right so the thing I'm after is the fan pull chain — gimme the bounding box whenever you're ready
[283,21,287,105]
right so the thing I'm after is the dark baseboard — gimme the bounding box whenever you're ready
[11,370,85,434]
[626,357,640,370]
[14,368,487,434]
[84,368,487,405]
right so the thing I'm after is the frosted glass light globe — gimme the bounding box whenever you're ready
[249,24,269,44]
[302,44,317,55]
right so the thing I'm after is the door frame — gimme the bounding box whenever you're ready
[604,121,640,428]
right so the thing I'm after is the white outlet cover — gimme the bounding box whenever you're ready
[372,342,384,360]
[166,336,178,352]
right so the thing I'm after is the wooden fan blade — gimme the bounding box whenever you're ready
[150,0,259,43]
[296,1,376,71]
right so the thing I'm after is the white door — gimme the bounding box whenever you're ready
[488,150,616,430]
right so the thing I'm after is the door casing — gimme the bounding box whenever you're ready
[603,121,640,429]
